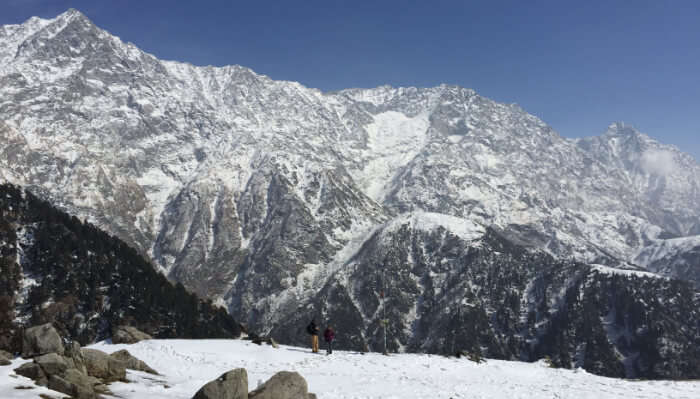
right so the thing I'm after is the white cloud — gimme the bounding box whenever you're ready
[640,149,676,176]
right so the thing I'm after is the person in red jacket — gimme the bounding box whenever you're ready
[323,325,335,355]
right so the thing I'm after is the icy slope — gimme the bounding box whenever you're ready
[3,339,699,399]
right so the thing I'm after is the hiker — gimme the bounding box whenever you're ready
[306,319,320,353]
[323,325,335,355]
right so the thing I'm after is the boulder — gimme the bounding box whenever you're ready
[48,370,98,399]
[35,353,69,376]
[81,348,126,382]
[249,371,315,399]
[192,368,247,399]
[267,337,279,349]
[0,353,10,366]
[64,341,87,375]
[112,326,152,344]
[14,361,48,386]
[0,349,12,359]
[110,349,158,374]
[47,374,73,397]
[21,324,64,358]
[64,368,102,388]
[94,383,110,394]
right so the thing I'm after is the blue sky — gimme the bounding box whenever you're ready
[2,0,699,160]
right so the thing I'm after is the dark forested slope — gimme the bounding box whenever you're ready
[0,183,240,353]
[270,222,700,379]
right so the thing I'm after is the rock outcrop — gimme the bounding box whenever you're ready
[191,368,317,399]
[14,362,48,386]
[48,369,103,399]
[21,324,64,358]
[192,368,248,399]
[81,348,127,383]
[110,349,158,375]
[34,353,69,376]
[0,351,11,366]
[65,341,88,374]
[112,326,152,344]
[11,322,160,398]
[249,371,314,399]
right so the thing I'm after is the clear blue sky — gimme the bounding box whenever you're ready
[2,0,699,160]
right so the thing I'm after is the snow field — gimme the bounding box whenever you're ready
[4,339,697,399]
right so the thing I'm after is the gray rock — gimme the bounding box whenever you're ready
[81,348,126,382]
[64,341,87,375]
[47,374,73,397]
[192,368,247,399]
[0,354,10,366]
[48,370,98,399]
[248,371,312,399]
[35,353,68,376]
[14,361,47,386]
[112,326,152,344]
[94,383,110,394]
[0,349,12,359]
[110,349,158,374]
[64,367,102,387]
[21,324,64,358]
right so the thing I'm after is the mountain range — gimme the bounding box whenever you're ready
[0,9,698,378]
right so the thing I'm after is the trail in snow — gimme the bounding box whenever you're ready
[2,339,699,399]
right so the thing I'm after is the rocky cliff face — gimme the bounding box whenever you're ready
[1,10,699,377]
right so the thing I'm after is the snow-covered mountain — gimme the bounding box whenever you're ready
[1,9,699,377]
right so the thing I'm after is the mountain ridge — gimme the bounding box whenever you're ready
[1,9,698,275]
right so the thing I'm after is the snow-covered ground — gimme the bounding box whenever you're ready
[2,339,699,399]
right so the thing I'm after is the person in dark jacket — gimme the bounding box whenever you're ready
[306,319,320,353]
[323,325,335,355]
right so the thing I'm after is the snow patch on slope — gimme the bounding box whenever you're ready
[358,111,430,201]
[385,211,485,241]
[590,264,664,279]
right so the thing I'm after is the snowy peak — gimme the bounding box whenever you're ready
[14,8,99,56]
[604,121,644,137]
